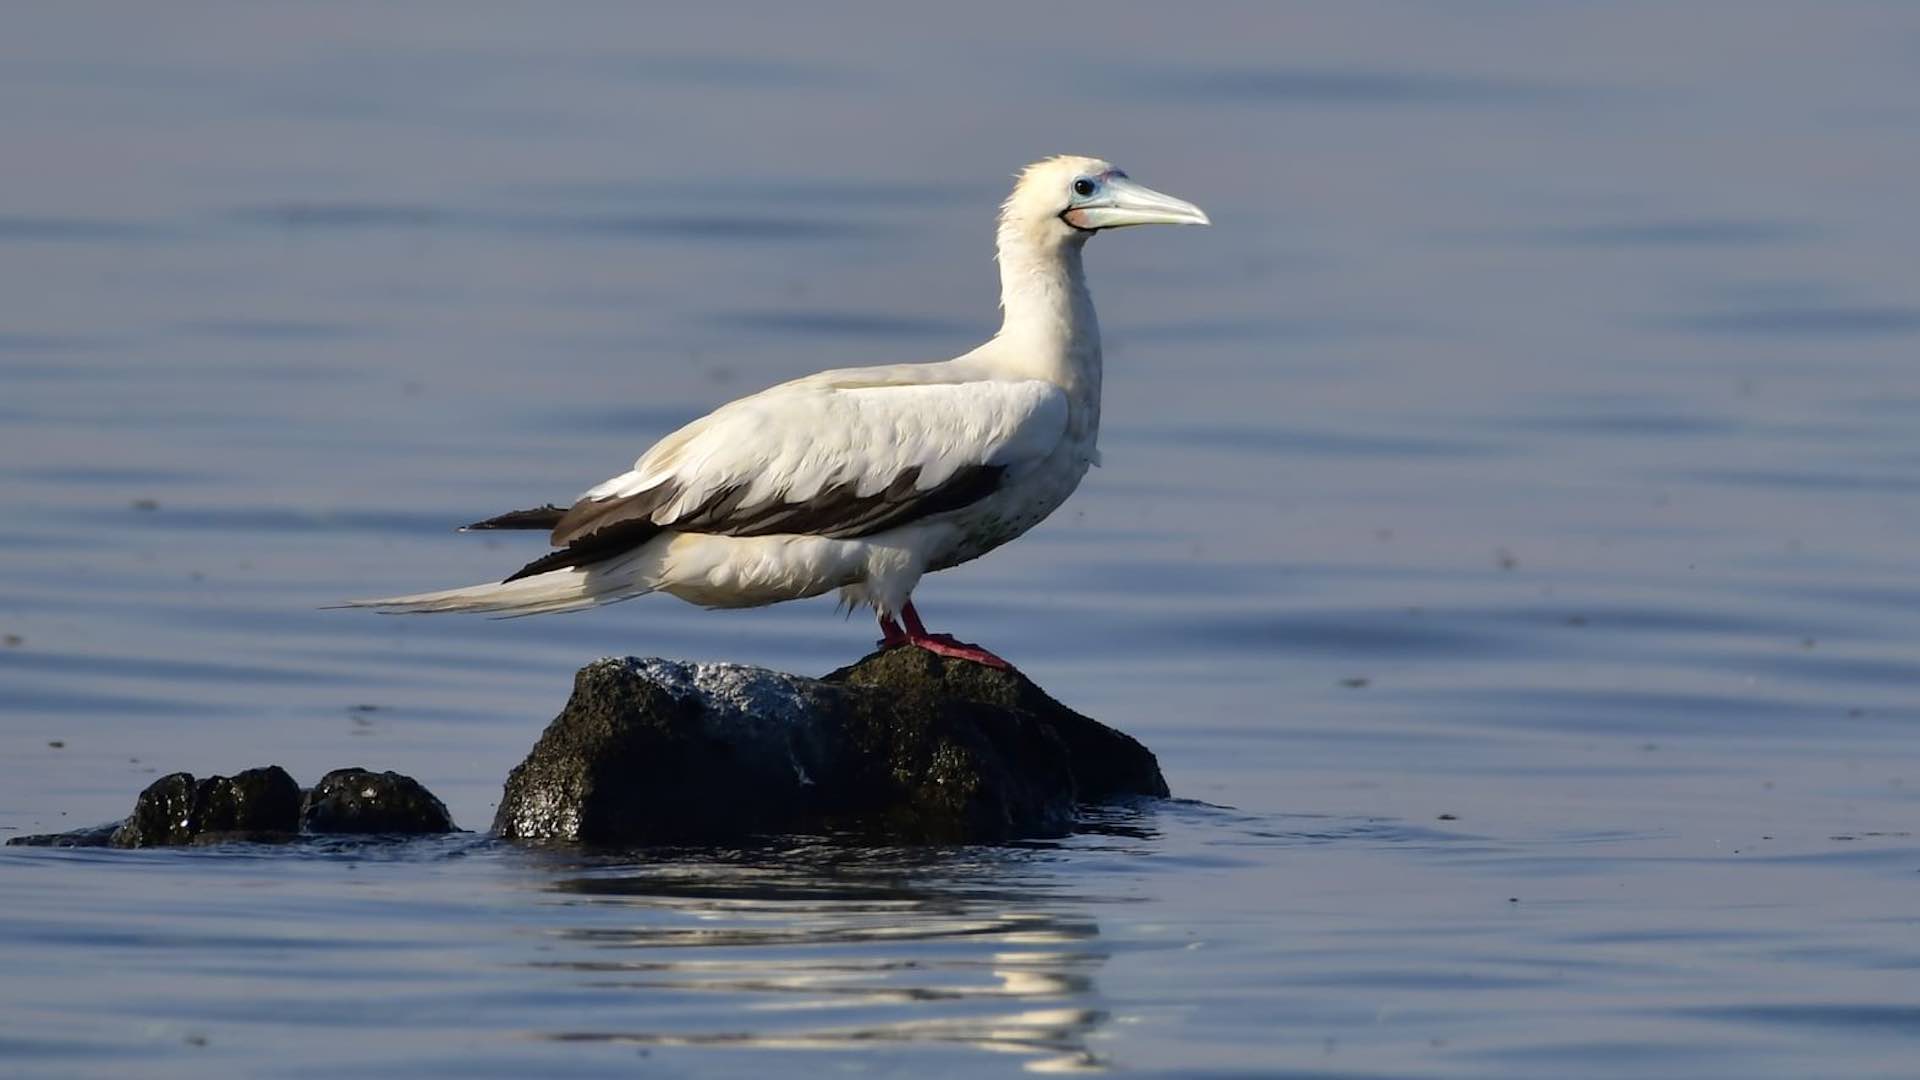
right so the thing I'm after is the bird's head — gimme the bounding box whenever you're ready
[999,155,1209,250]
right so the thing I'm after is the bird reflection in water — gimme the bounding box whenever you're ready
[520,837,1139,1072]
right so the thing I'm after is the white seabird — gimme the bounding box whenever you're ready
[349,155,1208,667]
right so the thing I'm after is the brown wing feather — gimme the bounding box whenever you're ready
[502,516,664,582]
[499,465,1006,583]
[460,504,565,531]
[549,486,677,548]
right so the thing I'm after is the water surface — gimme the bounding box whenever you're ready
[4,3,1920,1076]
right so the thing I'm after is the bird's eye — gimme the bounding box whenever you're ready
[1072,178,1097,198]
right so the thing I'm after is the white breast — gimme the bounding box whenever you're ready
[922,437,1094,573]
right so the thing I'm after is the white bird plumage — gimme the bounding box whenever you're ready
[347,155,1208,666]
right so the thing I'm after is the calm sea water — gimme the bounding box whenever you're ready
[5,3,1920,1076]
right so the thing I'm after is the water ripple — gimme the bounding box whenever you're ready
[1123,424,1506,460]
[1666,306,1920,337]
[0,215,165,243]
[1536,219,1811,248]
[714,310,979,339]
[1109,64,1572,107]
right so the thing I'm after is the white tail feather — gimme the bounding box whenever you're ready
[343,565,651,617]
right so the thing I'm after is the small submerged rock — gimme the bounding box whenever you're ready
[111,766,303,848]
[301,768,453,835]
[4,821,121,848]
[495,647,1168,845]
[6,765,454,848]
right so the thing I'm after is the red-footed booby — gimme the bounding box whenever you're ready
[348,156,1208,668]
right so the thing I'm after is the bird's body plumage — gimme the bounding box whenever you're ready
[349,156,1206,663]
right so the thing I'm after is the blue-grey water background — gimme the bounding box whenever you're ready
[3,3,1919,1076]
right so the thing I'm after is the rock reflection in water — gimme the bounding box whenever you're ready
[523,841,1117,1071]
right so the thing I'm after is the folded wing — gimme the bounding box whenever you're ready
[502,379,1069,582]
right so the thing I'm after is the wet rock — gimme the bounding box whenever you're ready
[6,765,455,848]
[5,821,122,848]
[824,648,1171,802]
[109,766,303,848]
[495,648,1168,846]
[300,768,455,835]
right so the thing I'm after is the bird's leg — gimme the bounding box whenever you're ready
[897,599,1011,669]
[877,612,908,650]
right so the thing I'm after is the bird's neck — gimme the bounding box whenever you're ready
[991,226,1102,438]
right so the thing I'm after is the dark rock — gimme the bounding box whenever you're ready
[190,830,301,846]
[201,765,303,832]
[6,821,122,847]
[112,772,197,848]
[494,648,1168,846]
[824,648,1171,802]
[109,766,302,848]
[8,766,454,849]
[300,768,455,835]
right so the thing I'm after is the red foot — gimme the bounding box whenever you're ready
[873,600,1012,669]
[907,632,1011,669]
